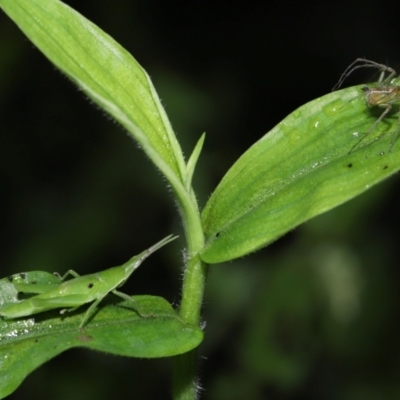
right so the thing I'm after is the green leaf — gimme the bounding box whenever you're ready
[0,0,186,187]
[0,295,203,399]
[201,86,400,263]
[185,133,205,191]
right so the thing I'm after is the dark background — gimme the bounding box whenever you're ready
[1,1,400,399]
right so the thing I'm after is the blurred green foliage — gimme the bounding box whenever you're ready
[1,1,400,399]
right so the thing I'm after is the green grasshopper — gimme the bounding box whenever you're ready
[0,235,177,328]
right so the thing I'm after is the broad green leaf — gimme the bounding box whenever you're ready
[201,87,400,263]
[0,295,203,399]
[0,0,186,187]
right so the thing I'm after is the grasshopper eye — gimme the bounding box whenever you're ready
[361,86,370,93]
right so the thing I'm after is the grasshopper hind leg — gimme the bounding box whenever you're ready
[111,290,143,317]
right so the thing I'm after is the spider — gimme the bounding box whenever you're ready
[333,58,400,153]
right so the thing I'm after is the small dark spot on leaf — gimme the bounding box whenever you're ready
[77,334,93,342]
[347,163,353,168]
[383,165,388,169]
[215,232,220,238]
[88,283,94,289]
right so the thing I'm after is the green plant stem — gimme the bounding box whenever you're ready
[179,246,207,325]
[173,257,206,400]
[171,185,207,399]
[173,350,200,400]
[173,253,207,400]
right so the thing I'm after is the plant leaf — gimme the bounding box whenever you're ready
[0,0,186,187]
[185,133,205,191]
[0,295,203,399]
[201,87,400,263]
